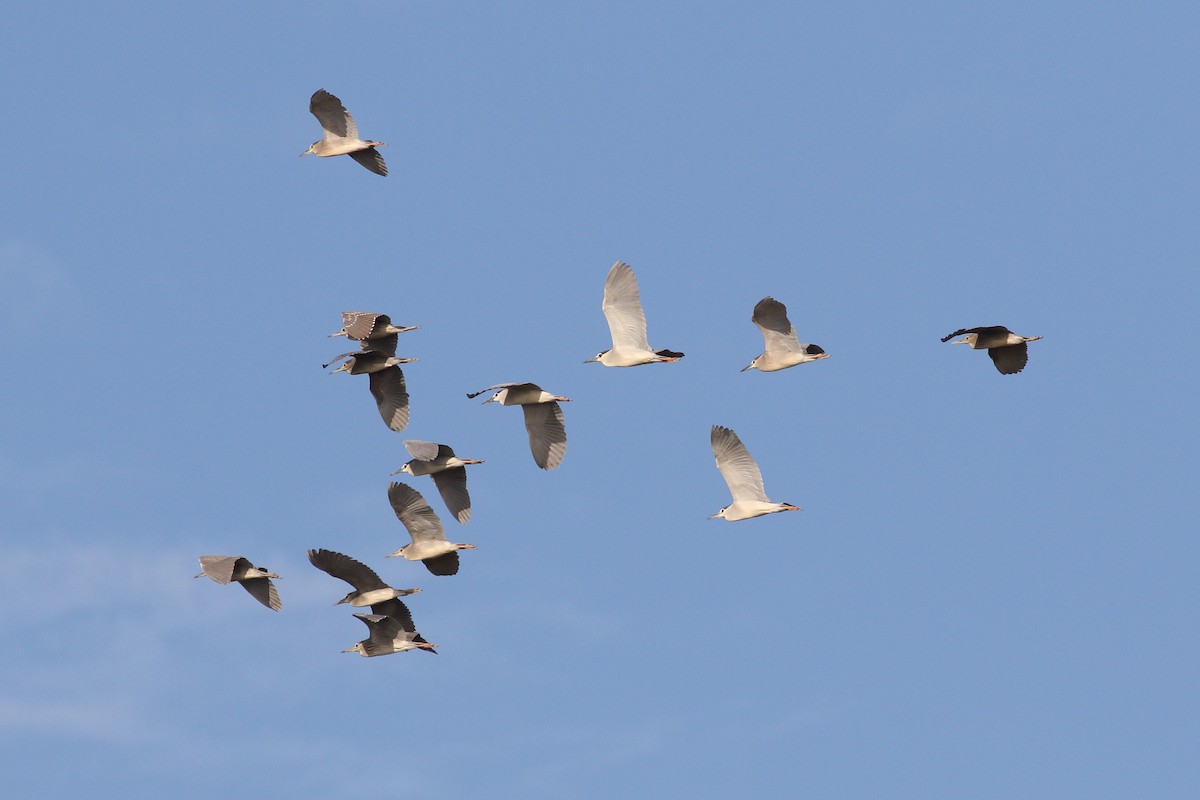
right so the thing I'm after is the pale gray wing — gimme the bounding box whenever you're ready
[369,367,410,431]
[465,382,526,399]
[710,425,768,502]
[430,468,472,524]
[355,613,404,641]
[989,342,1028,375]
[349,147,388,177]
[306,549,387,592]
[602,261,651,350]
[309,89,357,140]
[422,552,460,576]
[197,555,240,584]
[752,297,803,356]
[387,482,447,544]
[522,401,567,470]
[240,577,281,611]
[368,598,416,633]
[403,440,442,461]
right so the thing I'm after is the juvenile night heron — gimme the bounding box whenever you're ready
[709,425,802,521]
[307,548,421,607]
[329,312,418,358]
[941,326,1043,375]
[325,349,416,431]
[391,440,483,524]
[195,556,281,611]
[344,613,438,657]
[742,296,829,372]
[585,260,684,367]
[385,482,476,576]
[300,89,388,176]
[466,382,570,470]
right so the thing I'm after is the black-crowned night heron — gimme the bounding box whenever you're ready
[329,312,418,358]
[585,260,684,367]
[385,482,476,575]
[709,425,802,521]
[195,556,281,611]
[324,349,415,431]
[391,440,483,524]
[344,612,438,657]
[307,549,421,606]
[466,382,570,470]
[941,326,1043,374]
[742,296,829,372]
[300,89,388,176]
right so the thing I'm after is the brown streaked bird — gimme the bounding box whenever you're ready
[391,440,483,524]
[300,89,388,176]
[324,349,416,431]
[941,326,1043,375]
[344,613,438,657]
[466,382,570,470]
[307,548,421,607]
[742,296,829,372]
[585,260,684,367]
[385,482,476,576]
[195,556,281,611]
[328,312,419,357]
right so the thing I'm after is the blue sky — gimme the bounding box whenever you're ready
[2,1,1198,797]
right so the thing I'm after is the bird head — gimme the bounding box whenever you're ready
[708,506,730,520]
[584,350,608,364]
[740,357,761,372]
[300,142,318,157]
[390,462,415,476]
[335,591,355,606]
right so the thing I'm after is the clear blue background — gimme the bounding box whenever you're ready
[1,2,1197,797]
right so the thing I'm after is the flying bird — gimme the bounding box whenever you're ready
[344,613,438,657]
[195,555,281,611]
[386,483,476,575]
[585,260,684,367]
[391,440,483,524]
[466,382,570,469]
[325,349,416,431]
[709,425,802,521]
[941,326,1043,374]
[300,89,388,176]
[742,296,829,372]
[329,312,418,357]
[307,549,421,607]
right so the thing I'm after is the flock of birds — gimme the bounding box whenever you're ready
[196,89,1044,657]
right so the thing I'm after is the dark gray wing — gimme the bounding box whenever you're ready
[239,577,282,611]
[422,552,460,576]
[369,367,410,431]
[941,326,1007,343]
[522,401,567,470]
[988,343,1029,375]
[348,147,388,177]
[307,549,387,592]
[430,468,472,524]
[753,297,803,355]
[368,598,416,632]
[309,89,355,139]
[362,332,397,357]
[387,482,447,544]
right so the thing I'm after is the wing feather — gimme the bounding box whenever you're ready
[601,261,651,351]
[710,425,768,502]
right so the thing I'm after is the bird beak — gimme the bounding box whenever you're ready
[583,356,597,363]
[340,647,356,653]
[739,362,754,372]
[389,467,403,475]
[327,331,346,338]
[1026,336,1043,342]
[707,512,721,519]
[951,338,970,345]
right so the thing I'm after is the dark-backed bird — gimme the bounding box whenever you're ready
[300,89,388,176]
[941,326,1042,374]
[329,312,418,357]
[344,613,438,657]
[385,482,476,575]
[325,349,415,431]
[307,549,421,606]
[195,555,281,611]
[391,440,483,524]
[742,296,829,372]
[709,425,802,521]
[466,382,569,470]
[585,260,684,367]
